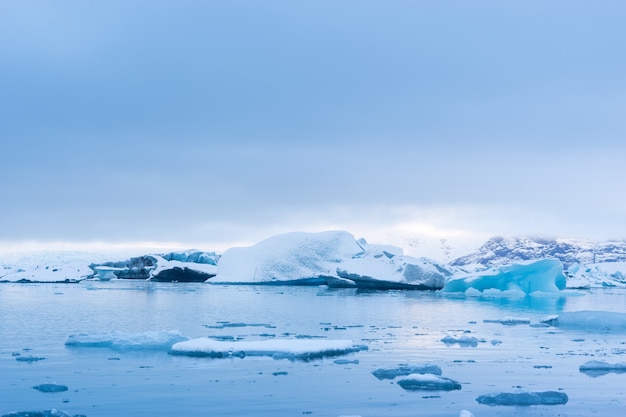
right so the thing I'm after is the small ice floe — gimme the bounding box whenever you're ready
[15,355,46,363]
[334,359,359,365]
[396,373,462,391]
[371,364,442,380]
[541,311,626,331]
[169,338,364,360]
[65,330,187,351]
[476,390,568,406]
[579,360,626,377]
[441,335,483,347]
[459,411,474,417]
[32,384,68,393]
[483,317,531,326]
[1,410,84,417]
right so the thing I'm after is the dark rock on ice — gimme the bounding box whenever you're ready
[32,384,69,393]
[476,390,568,406]
[151,267,215,282]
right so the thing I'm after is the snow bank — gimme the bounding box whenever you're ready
[541,311,626,330]
[65,330,187,350]
[170,338,363,360]
[443,259,566,295]
[476,390,568,406]
[0,251,105,283]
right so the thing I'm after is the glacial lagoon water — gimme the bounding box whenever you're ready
[1,282,626,416]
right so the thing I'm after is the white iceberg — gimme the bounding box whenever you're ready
[443,259,566,295]
[65,330,187,350]
[211,231,363,285]
[541,310,626,331]
[210,231,448,289]
[169,338,363,360]
[0,251,106,283]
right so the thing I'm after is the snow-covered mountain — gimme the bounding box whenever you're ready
[450,236,626,269]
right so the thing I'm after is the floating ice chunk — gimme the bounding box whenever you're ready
[483,317,531,325]
[65,330,187,350]
[170,338,363,360]
[1,410,84,417]
[372,364,442,380]
[476,390,568,406]
[541,311,626,331]
[396,373,462,391]
[459,411,474,417]
[32,384,68,393]
[444,259,566,294]
[15,355,46,363]
[579,360,626,377]
[441,335,481,347]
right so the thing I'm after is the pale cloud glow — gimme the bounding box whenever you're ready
[1,1,625,260]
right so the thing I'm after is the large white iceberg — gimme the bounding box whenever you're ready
[169,338,362,360]
[210,231,448,289]
[443,259,566,295]
[211,231,362,285]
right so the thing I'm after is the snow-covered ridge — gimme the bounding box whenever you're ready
[451,236,626,269]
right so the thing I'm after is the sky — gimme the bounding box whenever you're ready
[1,1,626,260]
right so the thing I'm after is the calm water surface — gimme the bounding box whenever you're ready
[1,282,625,416]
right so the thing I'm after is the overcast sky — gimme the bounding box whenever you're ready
[1,1,626,258]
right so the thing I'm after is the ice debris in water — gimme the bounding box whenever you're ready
[15,355,46,363]
[441,335,482,347]
[483,317,531,325]
[32,384,68,393]
[65,330,187,350]
[396,373,462,391]
[443,259,566,295]
[476,390,568,406]
[579,360,626,377]
[2,411,86,417]
[170,338,363,360]
[459,411,474,417]
[541,311,626,330]
[372,364,442,380]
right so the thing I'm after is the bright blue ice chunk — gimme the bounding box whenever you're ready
[372,364,442,380]
[32,384,68,393]
[444,259,566,294]
[476,390,568,406]
[65,330,187,350]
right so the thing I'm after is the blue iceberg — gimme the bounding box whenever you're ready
[444,259,566,295]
